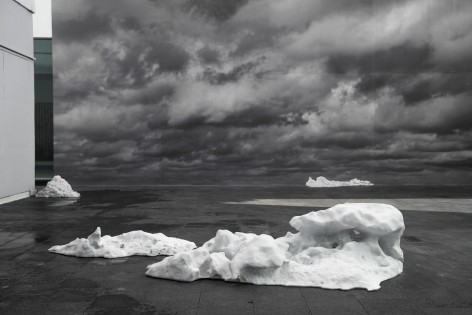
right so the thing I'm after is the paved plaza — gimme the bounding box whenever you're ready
[1,186,472,314]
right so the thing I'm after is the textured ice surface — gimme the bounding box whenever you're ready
[146,203,404,291]
[36,175,80,198]
[306,176,373,187]
[49,227,196,258]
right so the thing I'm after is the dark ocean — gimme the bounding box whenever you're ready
[76,184,472,201]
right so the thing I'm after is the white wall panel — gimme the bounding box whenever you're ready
[2,52,35,197]
[14,0,35,12]
[0,51,5,198]
[0,0,34,58]
[0,1,35,201]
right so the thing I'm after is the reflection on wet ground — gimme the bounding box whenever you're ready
[48,200,78,207]
[227,198,472,213]
[0,185,471,314]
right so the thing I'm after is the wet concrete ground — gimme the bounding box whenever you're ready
[1,185,472,314]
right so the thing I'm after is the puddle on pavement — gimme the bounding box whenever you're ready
[48,200,78,207]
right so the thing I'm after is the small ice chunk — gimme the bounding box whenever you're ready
[49,227,196,258]
[87,227,103,249]
[306,176,373,187]
[146,203,404,291]
[36,175,80,198]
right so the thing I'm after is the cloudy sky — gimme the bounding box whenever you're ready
[52,0,472,185]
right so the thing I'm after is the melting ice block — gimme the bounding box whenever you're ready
[36,175,80,198]
[306,176,373,187]
[146,203,404,291]
[49,227,196,258]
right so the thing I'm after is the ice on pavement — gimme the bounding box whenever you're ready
[49,227,196,258]
[36,175,81,198]
[306,176,373,187]
[146,203,404,291]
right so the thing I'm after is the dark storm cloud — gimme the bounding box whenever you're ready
[197,46,220,64]
[216,105,283,128]
[357,73,472,106]
[355,75,392,94]
[184,0,249,22]
[124,83,175,106]
[201,58,263,84]
[53,13,113,42]
[325,44,433,74]
[117,17,142,31]
[401,80,432,105]
[299,132,385,151]
[52,0,472,185]
[230,25,281,57]
[103,39,189,89]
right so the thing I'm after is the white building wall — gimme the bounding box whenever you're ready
[0,0,34,58]
[0,0,35,203]
[33,0,52,38]
[14,0,35,12]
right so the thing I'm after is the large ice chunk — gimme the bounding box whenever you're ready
[306,176,373,187]
[146,203,404,291]
[36,175,80,198]
[49,227,196,258]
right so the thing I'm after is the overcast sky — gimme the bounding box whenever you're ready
[52,0,472,185]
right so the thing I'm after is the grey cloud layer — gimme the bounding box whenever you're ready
[52,0,472,185]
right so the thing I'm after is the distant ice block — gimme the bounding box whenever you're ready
[36,175,80,198]
[49,227,197,258]
[306,176,373,187]
[146,203,404,291]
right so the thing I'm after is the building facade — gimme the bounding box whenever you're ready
[0,0,36,204]
[33,0,53,182]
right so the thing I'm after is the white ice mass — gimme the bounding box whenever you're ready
[49,227,197,258]
[306,176,373,187]
[36,175,81,198]
[146,203,404,291]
